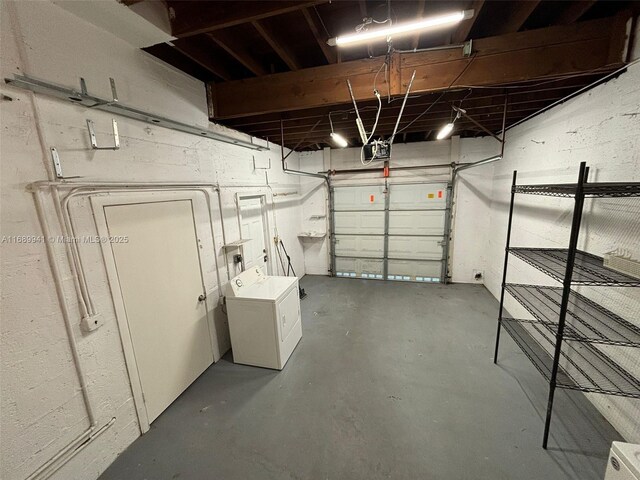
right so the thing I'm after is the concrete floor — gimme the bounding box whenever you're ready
[100,277,621,480]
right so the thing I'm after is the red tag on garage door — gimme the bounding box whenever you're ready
[370,194,375,203]
[438,191,443,198]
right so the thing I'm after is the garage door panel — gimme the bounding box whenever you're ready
[387,259,442,282]
[388,211,445,236]
[334,185,385,211]
[334,211,385,234]
[336,258,384,279]
[335,235,384,258]
[388,236,443,260]
[389,184,447,210]
[332,183,449,283]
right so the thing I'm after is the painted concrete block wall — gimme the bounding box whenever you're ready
[298,139,498,281]
[451,137,501,283]
[0,2,305,479]
[485,62,640,442]
[298,150,331,275]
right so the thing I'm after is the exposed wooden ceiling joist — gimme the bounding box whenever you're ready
[252,20,301,71]
[168,0,326,38]
[492,0,542,35]
[172,38,233,81]
[410,0,426,50]
[208,30,268,76]
[301,7,337,64]
[451,0,485,44]
[209,15,630,119]
[556,1,598,25]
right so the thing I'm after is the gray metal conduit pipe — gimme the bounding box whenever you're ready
[323,162,454,175]
[60,185,225,300]
[28,182,228,315]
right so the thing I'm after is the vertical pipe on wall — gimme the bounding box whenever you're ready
[29,189,100,480]
[53,187,94,318]
[33,190,97,426]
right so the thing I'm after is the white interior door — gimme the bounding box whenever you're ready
[104,200,214,423]
[239,197,268,270]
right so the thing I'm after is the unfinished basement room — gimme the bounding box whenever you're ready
[2,1,640,479]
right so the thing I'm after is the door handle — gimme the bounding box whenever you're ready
[198,293,207,302]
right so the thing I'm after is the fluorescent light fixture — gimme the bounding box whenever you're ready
[329,113,348,148]
[327,10,473,47]
[436,123,454,140]
[436,106,465,140]
[331,132,348,148]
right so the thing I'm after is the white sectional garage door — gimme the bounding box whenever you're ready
[332,183,449,282]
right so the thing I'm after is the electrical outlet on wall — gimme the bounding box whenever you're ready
[473,269,484,283]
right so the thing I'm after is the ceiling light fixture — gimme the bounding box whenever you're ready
[329,114,348,148]
[436,107,464,140]
[327,10,474,47]
[330,132,349,148]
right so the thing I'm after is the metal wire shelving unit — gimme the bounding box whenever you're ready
[493,161,640,449]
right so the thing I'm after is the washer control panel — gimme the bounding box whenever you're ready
[226,266,266,297]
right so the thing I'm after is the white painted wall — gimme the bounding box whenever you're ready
[0,2,305,479]
[484,61,640,442]
[298,150,331,275]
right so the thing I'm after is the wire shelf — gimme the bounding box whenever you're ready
[501,318,640,398]
[505,284,640,346]
[510,248,640,286]
[513,182,640,197]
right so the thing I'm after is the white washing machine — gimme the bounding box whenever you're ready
[225,266,302,370]
[605,442,640,480]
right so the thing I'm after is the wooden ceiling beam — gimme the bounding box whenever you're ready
[555,1,597,25]
[451,0,485,44]
[209,16,630,119]
[169,1,326,38]
[252,20,301,71]
[492,0,541,35]
[301,7,337,64]
[208,30,268,76]
[172,38,233,81]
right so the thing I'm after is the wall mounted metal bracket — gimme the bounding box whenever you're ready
[51,147,63,178]
[4,74,265,151]
[87,119,120,150]
[82,77,118,108]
